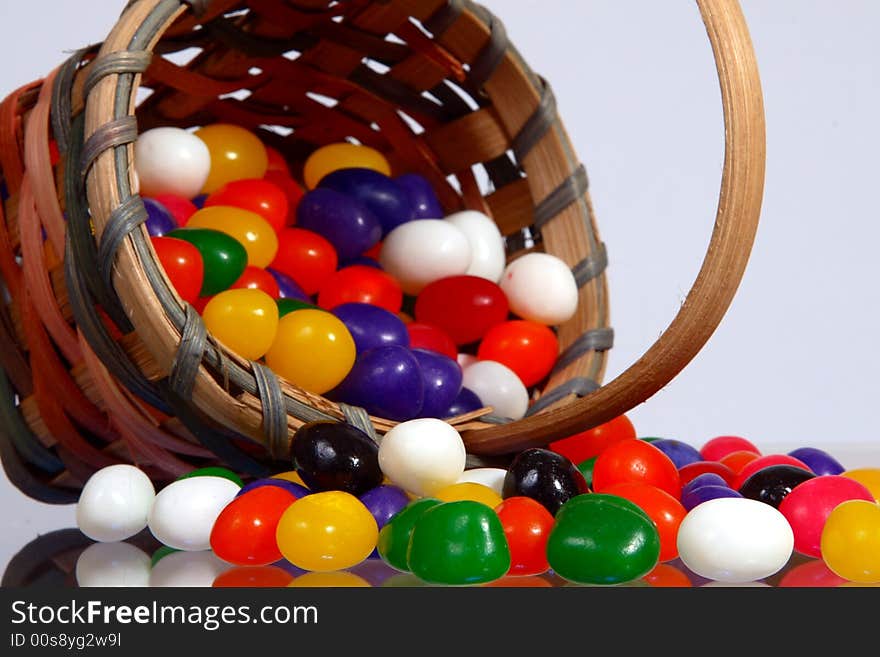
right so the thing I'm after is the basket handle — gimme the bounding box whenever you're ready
[463,0,766,454]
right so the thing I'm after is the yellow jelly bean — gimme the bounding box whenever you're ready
[265,309,356,394]
[187,206,278,269]
[288,571,371,588]
[433,482,504,509]
[303,142,391,189]
[820,499,880,583]
[272,470,309,488]
[194,123,268,194]
[202,289,278,360]
[275,491,378,572]
[842,468,880,501]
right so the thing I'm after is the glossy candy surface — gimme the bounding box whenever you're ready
[276,298,316,317]
[461,360,529,421]
[648,439,703,470]
[376,498,442,571]
[602,482,687,562]
[135,126,211,199]
[178,466,244,487]
[213,566,294,588]
[737,464,815,508]
[209,486,297,566]
[270,228,338,296]
[732,454,812,491]
[549,414,637,465]
[205,178,289,232]
[147,476,240,551]
[699,435,761,461]
[152,194,197,225]
[820,500,880,583]
[265,309,356,394]
[202,289,279,360]
[678,460,737,487]
[194,123,269,193]
[718,450,761,474]
[412,349,462,419]
[477,320,559,387]
[144,197,178,237]
[395,173,443,219]
[445,210,506,282]
[187,206,279,269]
[592,439,682,499]
[681,484,742,512]
[414,275,509,345]
[296,188,382,261]
[456,467,506,494]
[379,220,472,295]
[406,322,457,360]
[500,252,578,326]
[433,482,503,508]
[787,447,845,476]
[842,468,880,501]
[303,143,391,190]
[495,496,554,576]
[318,265,403,313]
[359,485,410,530]
[292,421,382,496]
[267,268,309,302]
[166,228,247,296]
[76,465,156,543]
[318,168,414,235]
[331,303,409,354]
[377,418,466,496]
[236,478,309,499]
[443,386,484,418]
[502,448,589,515]
[151,236,204,305]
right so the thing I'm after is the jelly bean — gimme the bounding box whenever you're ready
[152,193,198,225]
[149,549,229,587]
[787,447,845,476]
[267,267,310,302]
[602,482,687,562]
[412,348,462,418]
[457,353,479,369]
[144,197,178,237]
[495,496,554,576]
[276,491,378,571]
[718,449,761,474]
[477,320,559,387]
[406,322,458,360]
[348,558,400,587]
[303,143,391,190]
[329,345,424,421]
[276,298,316,317]
[202,289,279,360]
[134,126,211,199]
[592,439,682,499]
[395,173,443,219]
[738,464,815,508]
[647,438,703,470]
[75,542,151,588]
[377,418,466,496]
[414,275,509,345]
[272,470,309,488]
[484,576,553,588]
[205,178,289,232]
[379,219,472,295]
[270,227,338,296]
[778,475,874,558]
[166,227,248,296]
[265,145,291,176]
[192,193,208,208]
[194,123,268,193]
[502,448,589,515]
[461,360,529,421]
[342,255,382,269]
[76,465,156,543]
[187,206,279,269]
[331,302,409,354]
[178,466,243,487]
[576,456,596,488]
[407,501,510,585]
[731,454,812,491]
[213,566,294,588]
[841,468,880,501]
[699,435,761,461]
[318,168,415,235]
[676,497,793,583]
[265,309,356,394]
[500,252,578,326]
[296,188,382,261]
[456,467,507,495]
[681,472,728,494]
[230,265,281,298]
[433,482,503,508]
[820,499,880,583]
[549,414,637,465]
[289,571,371,588]
[643,563,692,588]
[150,236,204,305]
[151,546,179,567]
[547,494,661,585]
[210,486,298,566]
[263,170,304,225]
[681,484,742,512]
[292,421,382,496]
[778,559,848,588]
[147,476,240,551]
[359,485,410,530]
[442,386,484,418]
[678,460,737,487]
[236,477,309,499]
[376,498,443,571]
[318,265,403,313]
[445,210,506,282]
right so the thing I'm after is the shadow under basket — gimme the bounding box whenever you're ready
[0,0,765,504]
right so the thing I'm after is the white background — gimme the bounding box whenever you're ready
[0,1,878,574]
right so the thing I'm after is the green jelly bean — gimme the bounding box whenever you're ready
[577,456,597,489]
[151,545,179,567]
[407,500,510,586]
[277,298,317,317]
[167,227,247,296]
[547,493,660,586]
[377,498,442,572]
[177,466,243,487]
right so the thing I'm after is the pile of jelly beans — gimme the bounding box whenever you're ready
[75,414,880,587]
[135,123,581,421]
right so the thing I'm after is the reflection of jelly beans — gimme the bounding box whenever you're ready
[495,496,554,576]
[150,236,204,305]
[415,275,509,345]
[202,289,279,360]
[194,123,268,194]
[205,178,289,232]
[166,227,248,296]
[291,421,382,496]
[433,482,503,508]
[213,566,294,588]
[603,481,687,562]
[778,559,847,588]
[187,206,279,269]
[210,486,297,566]
[270,227,338,296]
[592,439,681,499]
[643,563,692,587]
[288,571,371,588]
[699,435,761,461]
[477,320,559,387]
[549,414,637,465]
[502,448,589,516]
[820,499,880,583]
[275,491,378,572]
[303,143,391,190]
[318,265,403,314]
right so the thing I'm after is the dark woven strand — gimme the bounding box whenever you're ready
[0,369,64,472]
[464,2,509,93]
[97,195,147,292]
[338,403,379,444]
[573,242,608,288]
[83,50,152,98]
[169,304,207,401]
[511,76,557,162]
[423,0,465,37]
[551,327,615,376]
[526,377,600,417]
[80,116,138,180]
[50,48,94,155]
[251,361,289,460]
[207,15,315,58]
[533,163,589,230]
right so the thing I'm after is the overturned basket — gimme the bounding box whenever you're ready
[0,0,764,504]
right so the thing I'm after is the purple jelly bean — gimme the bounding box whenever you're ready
[412,348,463,419]
[395,173,444,220]
[342,255,383,270]
[787,447,845,476]
[191,193,208,208]
[273,559,309,577]
[331,302,409,355]
[235,477,310,499]
[318,168,415,235]
[681,472,729,496]
[267,267,310,302]
[649,438,703,469]
[329,345,424,421]
[296,187,382,261]
[144,197,178,237]
[359,485,410,529]
[443,387,484,418]
[681,484,743,512]
[347,558,400,584]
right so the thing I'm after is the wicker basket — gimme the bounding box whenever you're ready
[0,0,764,504]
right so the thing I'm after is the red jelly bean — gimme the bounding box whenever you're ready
[265,145,291,176]
[205,178,289,233]
[406,322,458,360]
[495,496,555,576]
[231,266,281,298]
[549,415,637,465]
[602,482,687,562]
[643,563,692,588]
[270,227,338,296]
[718,449,761,474]
[778,559,848,588]
[592,439,681,499]
[264,170,305,226]
[731,454,812,491]
[150,236,204,305]
[699,435,761,461]
[414,275,509,345]
[318,265,403,314]
[477,320,559,387]
[209,486,297,566]
[213,565,294,588]
[152,193,198,226]
[678,460,737,487]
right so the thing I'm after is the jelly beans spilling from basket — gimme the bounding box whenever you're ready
[75,415,880,587]
[135,124,583,419]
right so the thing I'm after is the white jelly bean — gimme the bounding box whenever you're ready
[149,550,230,587]
[134,126,211,199]
[676,497,794,583]
[500,252,579,326]
[147,476,239,551]
[462,360,530,420]
[445,210,506,282]
[76,464,156,543]
[457,353,479,370]
[75,541,151,587]
[379,219,472,295]
[378,418,467,496]
[456,467,507,495]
